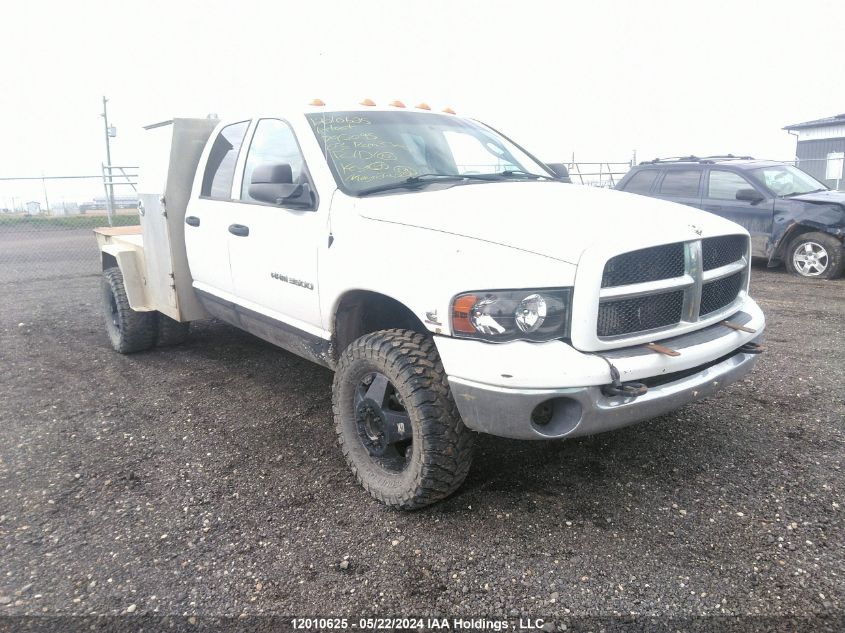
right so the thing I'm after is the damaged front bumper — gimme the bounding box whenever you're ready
[448,345,760,439]
[436,300,765,440]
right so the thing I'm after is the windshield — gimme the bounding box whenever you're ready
[751,164,829,197]
[306,111,552,195]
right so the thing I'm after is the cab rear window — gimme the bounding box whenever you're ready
[201,121,249,199]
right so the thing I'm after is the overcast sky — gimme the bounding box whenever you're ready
[2,0,843,204]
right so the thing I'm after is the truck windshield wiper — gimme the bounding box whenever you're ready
[356,173,502,196]
[498,170,556,180]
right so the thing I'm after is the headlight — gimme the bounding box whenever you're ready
[450,288,572,342]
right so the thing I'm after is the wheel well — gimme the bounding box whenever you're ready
[102,252,118,271]
[772,224,819,261]
[332,290,428,360]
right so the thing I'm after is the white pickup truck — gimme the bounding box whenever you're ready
[95,102,765,509]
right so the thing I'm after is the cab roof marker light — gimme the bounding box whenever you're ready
[309,98,325,106]
[360,98,376,106]
[389,100,406,108]
[442,107,456,114]
[415,102,431,110]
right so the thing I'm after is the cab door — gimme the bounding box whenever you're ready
[702,169,774,256]
[224,118,325,340]
[184,120,250,297]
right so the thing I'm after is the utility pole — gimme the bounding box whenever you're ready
[101,96,115,223]
[41,172,51,215]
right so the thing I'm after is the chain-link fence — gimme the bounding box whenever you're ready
[0,175,138,284]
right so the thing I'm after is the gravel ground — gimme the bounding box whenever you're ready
[0,238,843,631]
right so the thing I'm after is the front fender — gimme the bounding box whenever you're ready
[769,203,845,262]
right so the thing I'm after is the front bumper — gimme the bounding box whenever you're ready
[448,345,759,439]
[436,299,765,440]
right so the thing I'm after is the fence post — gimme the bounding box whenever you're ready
[41,172,51,216]
[101,164,114,227]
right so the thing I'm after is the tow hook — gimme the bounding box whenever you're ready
[601,382,649,398]
[596,355,649,399]
[739,342,764,355]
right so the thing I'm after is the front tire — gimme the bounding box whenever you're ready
[332,329,475,509]
[784,232,844,279]
[101,267,157,353]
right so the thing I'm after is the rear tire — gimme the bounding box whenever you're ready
[784,232,844,279]
[332,329,475,509]
[101,267,157,353]
[156,314,190,347]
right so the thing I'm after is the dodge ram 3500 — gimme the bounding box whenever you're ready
[95,102,765,508]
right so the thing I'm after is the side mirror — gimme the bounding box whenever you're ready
[545,163,572,183]
[736,188,764,204]
[248,163,313,207]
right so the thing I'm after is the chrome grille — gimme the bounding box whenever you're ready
[601,243,685,287]
[701,271,745,316]
[597,235,748,339]
[597,290,684,337]
[702,235,747,271]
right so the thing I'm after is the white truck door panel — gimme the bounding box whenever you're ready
[226,205,324,334]
[184,120,250,296]
[184,198,235,295]
[225,118,324,335]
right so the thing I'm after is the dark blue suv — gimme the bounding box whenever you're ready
[615,156,845,279]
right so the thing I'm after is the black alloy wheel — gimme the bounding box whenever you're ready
[354,371,413,473]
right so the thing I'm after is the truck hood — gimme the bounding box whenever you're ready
[356,181,746,264]
[787,189,845,206]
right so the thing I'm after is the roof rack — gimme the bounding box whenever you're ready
[698,154,755,163]
[640,154,755,165]
[640,155,700,165]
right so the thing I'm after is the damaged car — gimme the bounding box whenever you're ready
[616,156,845,279]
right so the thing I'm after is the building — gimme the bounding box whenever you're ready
[79,195,138,212]
[25,201,42,214]
[50,201,80,216]
[783,113,845,190]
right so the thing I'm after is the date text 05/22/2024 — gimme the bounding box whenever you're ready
[290,617,548,630]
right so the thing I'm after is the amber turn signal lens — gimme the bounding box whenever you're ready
[442,107,456,114]
[451,294,477,334]
[360,98,376,106]
[389,100,406,108]
[309,98,325,106]
[415,102,431,110]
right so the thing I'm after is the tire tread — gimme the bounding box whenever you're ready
[102,268,158,353]
[332,329,475,510]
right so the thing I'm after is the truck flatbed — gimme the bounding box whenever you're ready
[93,225,142,237]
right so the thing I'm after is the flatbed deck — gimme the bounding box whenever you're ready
[93,225,142,237]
